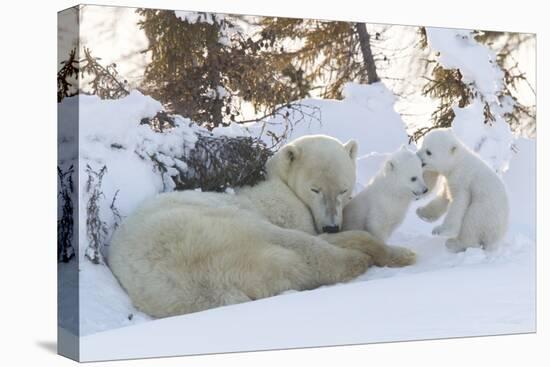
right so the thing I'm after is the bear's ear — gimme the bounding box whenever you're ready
[266,143,301,181]
[344,140,358,161]
[282,144,301,164]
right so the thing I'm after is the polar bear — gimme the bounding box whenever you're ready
[343,146,429,241]
[109,135,416,318]
[416,128,509,252]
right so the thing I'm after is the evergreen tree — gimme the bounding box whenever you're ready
[473,31,536,137]
[57,47,130,102]
[258,18,380,99]
[137,10,310,129]
[413,27,535,141]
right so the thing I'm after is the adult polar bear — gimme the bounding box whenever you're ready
[109,135,415,318]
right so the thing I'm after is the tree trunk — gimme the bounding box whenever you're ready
[207,41,224,128]
[210,66,224,127]
[355,23,380,84]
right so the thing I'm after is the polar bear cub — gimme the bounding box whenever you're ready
[343,146,429,241]
[416,128,509,252]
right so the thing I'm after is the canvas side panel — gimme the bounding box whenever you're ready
[57,5,80,362]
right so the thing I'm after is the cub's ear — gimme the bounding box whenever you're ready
[344,140,358,161]
[266,143,301,182]
[385,159,395,173]
[450,145,457,154]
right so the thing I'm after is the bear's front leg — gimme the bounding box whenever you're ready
[418,197,449,223]
[417,184,450,222]
[320,230,416,267]
[432,190,469,237]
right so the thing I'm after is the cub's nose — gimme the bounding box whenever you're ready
[322,225,340,233]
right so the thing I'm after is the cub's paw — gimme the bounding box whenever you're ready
[417,206,439,222]
[383,246,416,267]
[445,238,467,253]
[432,224,456,237]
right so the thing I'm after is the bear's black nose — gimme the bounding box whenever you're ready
[322,225,340,233]
[423,188,429,194]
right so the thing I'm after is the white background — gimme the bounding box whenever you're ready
[0,0,546,365]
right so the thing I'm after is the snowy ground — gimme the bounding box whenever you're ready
[80,250,534,361]
[57,28,536,361]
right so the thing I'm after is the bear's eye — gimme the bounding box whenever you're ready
[339,189,348,195]
[410,177,417,182]
[426,150,432,156]
[311,188,320,194]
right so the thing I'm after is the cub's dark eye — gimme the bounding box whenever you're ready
[339,189,348,195]
[311,188,320,193]
[411,177,417,182]
[426,150,432,156]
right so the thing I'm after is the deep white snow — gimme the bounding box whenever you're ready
[56,27,536,361]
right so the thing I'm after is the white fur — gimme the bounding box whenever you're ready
[343,146,428,241]
[416,128,509,252]
[416,170,451,223]
[109,135,416,318]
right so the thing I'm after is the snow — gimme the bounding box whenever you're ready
[175,11,221,25]
[58,28,535,362]
[224,82,409,157]
[426,27,504,100]
[174,10,237,47]
[80,252,534,361]
[504,138,536,236]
